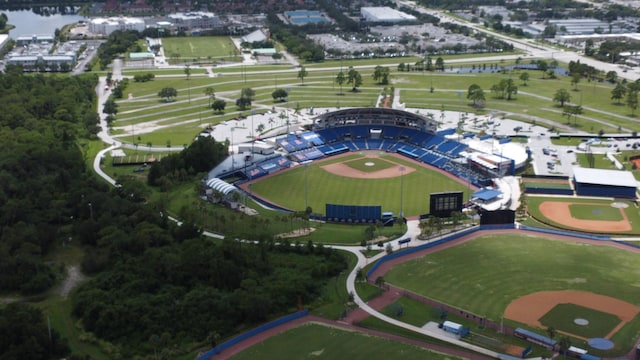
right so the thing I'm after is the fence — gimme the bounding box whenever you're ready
[196,310,309,360]
[519,225,611,241]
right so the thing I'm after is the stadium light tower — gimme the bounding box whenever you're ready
[230,127,235,170]
[399,166,405,218]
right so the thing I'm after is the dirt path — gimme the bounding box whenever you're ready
[59,265,87,298]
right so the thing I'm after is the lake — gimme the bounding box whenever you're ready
[3,9,86,38]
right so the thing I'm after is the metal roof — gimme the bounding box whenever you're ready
[573,167,638,188]
[206,178,238,195]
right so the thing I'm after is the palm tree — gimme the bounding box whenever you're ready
[204,87,215,107]
[184,65,191,103]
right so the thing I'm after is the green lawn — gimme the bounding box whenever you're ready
[162,36,239,61]
[568,203,624,221]
[249,153,472,216]
[539,303,621,339]
[230,323,462,360]
[383,233,640,356]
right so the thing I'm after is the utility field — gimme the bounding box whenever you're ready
[248,153,471,216]
[230,323,462,360]
[383,233,640,356]
[162,36,239,61]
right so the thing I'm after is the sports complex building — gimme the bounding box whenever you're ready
[208,107,527,218]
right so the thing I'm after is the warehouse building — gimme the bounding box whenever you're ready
[360,7,416,23]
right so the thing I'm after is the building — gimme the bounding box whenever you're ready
[89,17,146,36]
[284,10,331,25]
[15,35,55,46]
[241,29,268,44]
[573,167,637,198]
[167,12,221,31]
[360,7,416,23]
[6,54,76,71]
[0,34,9,51]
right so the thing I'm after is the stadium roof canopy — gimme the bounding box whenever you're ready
[473,188,502,201]
[573,167,638,188]
[206,178,238,195]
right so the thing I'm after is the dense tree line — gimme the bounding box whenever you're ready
[0,303,70,359]
[72,238,347,356]
[267,13,325,62]
[0,69,99,294]
[147,136,228,189]
[96,30,143,70]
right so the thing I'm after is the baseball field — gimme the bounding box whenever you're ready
[527,196,640,234]
[382,233,640,356]
[246,152,472,216]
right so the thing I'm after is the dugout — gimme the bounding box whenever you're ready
[573,167,637,198]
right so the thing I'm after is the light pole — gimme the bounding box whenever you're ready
[230,127,235,170]
[304,163,309,210]
[251,109,256,155]
[399,166,405,218]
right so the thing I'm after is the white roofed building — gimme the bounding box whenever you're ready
[573,167,637,198]
[360,7,416,23]
[167,12,221,31]
[89,17,146,35]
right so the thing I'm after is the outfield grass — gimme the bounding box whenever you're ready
[383,233,640,355]
[230,323,463,360]
[249,153,471,216]
[527,196,640,234]
[539,303,621,339]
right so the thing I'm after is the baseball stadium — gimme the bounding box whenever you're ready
[202,107,640,360]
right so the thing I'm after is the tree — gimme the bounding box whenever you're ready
[584,38,595,56]
[236,97,251,110]
[553,88,571,107]
[212,99,226,113]
[347,67,362,92]
[158,87,177,102]
[271,88,288,102]
[611,83,626,104]
[297,66,308,85]
[491,79,517,100]
[184,65,191,103]
[537,60,549,78]
[570,72,581,91]
[558,336,571,359]
[605,70,618,83]
[467,84,485,108]
[103,98,118,115]
[372,65,390,85]
[204,87,215,107]
[375,276,385,289]
[335,71,346,94]
[435,57,445,71]
[504,78,518,100]
[519,72,530,86]
[240,87,255,101]
[627,85,639,116]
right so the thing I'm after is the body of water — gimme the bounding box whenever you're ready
[4,10,85,38]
